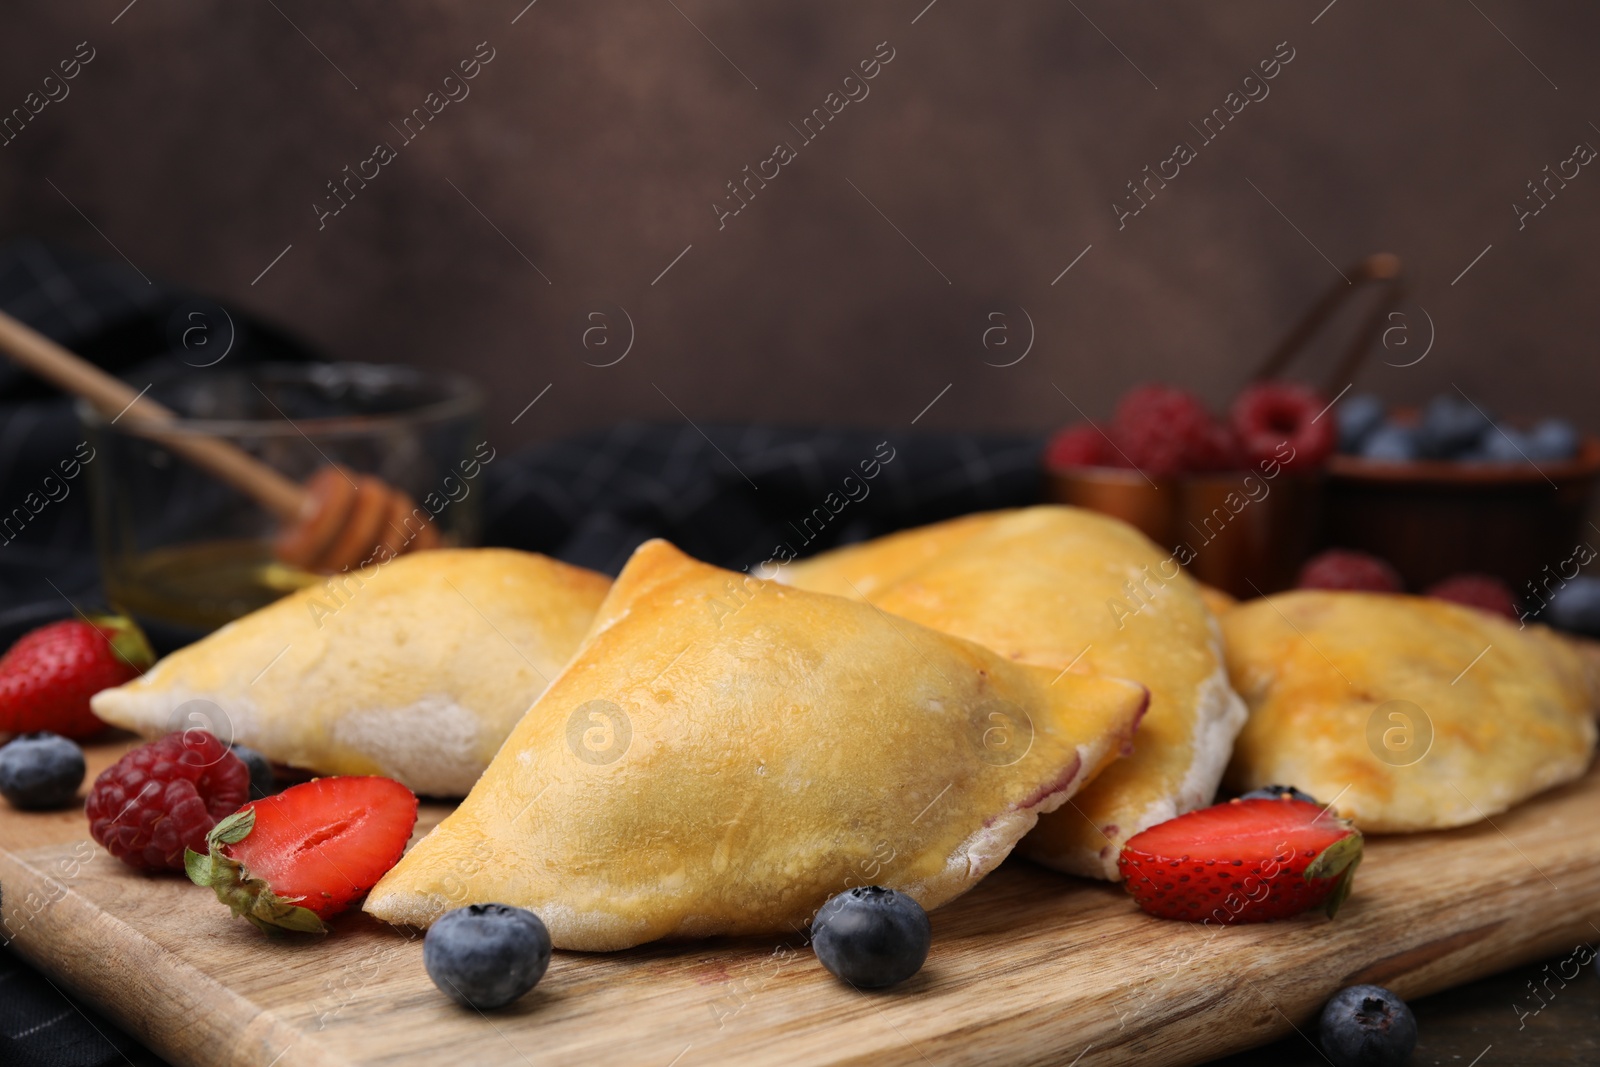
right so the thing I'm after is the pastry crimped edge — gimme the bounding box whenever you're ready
[1222,592,1598,833]
[364,540,1154,947]
[90,548,611,797]
[363,689,1148,946]
[1026,626,1246,880]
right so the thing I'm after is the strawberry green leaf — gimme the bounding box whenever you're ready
[207,808,256,848]
[183,847,214,887]
[188,810,327,936]
[1304,831,1363,882]
[1320,853,1362,919]
[90,613,155,672]
[1306,831,1363,920]
[235,887,327,937]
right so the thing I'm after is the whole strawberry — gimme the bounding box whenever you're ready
[1119,793,1362,924]
[187,775,418,935]
[87,730,250,871]
[0,615,154,739]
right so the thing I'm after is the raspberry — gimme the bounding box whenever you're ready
[1188,420,1246,474]
[1425,574,1518,619]
[1043,424,1114,469]
[1296,549,1403,593]
[1230,382,1336,473]
[1113,384,1218,478]
[87,731,249,871]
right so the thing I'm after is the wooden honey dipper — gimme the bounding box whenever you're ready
[0,309,440,574]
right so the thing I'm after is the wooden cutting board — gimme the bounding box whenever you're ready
[3,738,1598,1067]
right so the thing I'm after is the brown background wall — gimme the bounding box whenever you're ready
[1,1,1594,445]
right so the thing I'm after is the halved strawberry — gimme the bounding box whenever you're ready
[186,775,417,935]
[1118,795,1362,924]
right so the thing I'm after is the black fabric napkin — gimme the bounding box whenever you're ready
[481,421,1042,576]
[0,945,162,1067]
[0,240,1044,1067]
[0,239,322,648]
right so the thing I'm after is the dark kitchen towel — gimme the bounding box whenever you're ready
[0,238,323,646]
[0,239,1044,650]
[0,944,163,1067]
[481,421,1043,576]
[0,239,1045,1067]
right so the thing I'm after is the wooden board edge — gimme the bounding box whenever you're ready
[821,892,1600,1066]
[0,845,341,1067]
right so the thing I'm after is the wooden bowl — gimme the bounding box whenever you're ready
[1041,465,1322,599]
[1322,436,1600,593]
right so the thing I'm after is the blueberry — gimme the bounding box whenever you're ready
[229,743,276,800]
[1319,984,1416,1067]
[1240,784,1319,804]
[1336,395,1386,454]
[811,886,930,989]
[424,904,551,1010]
[1546,576,1600,637]
[1477,427,1531,463]
[1525,418,1579,462]
[1415,395,1492,459]
[0,732,86,810]
[1359,424,1418,462]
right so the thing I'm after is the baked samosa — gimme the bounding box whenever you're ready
[1223,591,1596,831]
[91,549,611,796]
[783,506,1247,880]
[364,539,1149,949]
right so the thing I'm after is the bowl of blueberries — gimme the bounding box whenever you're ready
[1324,393,1600,596]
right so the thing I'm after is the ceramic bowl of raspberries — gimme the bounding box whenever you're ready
[1042,381,1337,596]
[1322,394,1600,593]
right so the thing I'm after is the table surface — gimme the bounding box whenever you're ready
[1217,962,1600,1066]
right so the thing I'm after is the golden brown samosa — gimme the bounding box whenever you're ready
[783,506,1247,880]
[365,540,1148,949]
[91,549,611,796]
[1223,591,1596,830]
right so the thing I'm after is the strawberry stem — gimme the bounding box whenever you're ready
[1304,830,1364,920]
[185,808,327,936]
[90,613,155,673]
